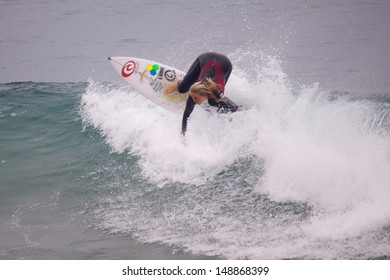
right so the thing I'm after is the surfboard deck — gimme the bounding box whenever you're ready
[108,57,188,113]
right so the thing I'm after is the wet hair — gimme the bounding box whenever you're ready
[189,77,222,101]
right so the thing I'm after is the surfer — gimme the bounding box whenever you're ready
[165,52,239,136]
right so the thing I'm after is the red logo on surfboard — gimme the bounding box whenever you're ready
[122,60,136,77]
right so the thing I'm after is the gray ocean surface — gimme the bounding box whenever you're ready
[1,0,390,259]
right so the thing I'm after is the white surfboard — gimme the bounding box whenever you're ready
[108,57,188,113]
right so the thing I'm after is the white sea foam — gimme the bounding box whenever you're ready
[81,53,390,258]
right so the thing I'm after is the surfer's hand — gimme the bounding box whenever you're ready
[165,80,179,94]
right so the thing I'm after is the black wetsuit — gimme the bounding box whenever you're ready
[178,52,239,133]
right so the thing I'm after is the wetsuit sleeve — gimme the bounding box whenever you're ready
[182,96,196,132]
[178,58,201,93]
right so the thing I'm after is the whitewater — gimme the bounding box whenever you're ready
[79,53,390,259]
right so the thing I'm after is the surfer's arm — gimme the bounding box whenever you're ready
[182,96,196,133]
[178,58,201,93]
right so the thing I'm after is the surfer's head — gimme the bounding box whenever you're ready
[189,78,222,104]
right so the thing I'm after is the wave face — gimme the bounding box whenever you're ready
[80,53,390,259]
[1,0,390,259]
[1,53,389,259]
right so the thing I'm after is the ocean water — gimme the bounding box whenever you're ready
[1,0,390,260]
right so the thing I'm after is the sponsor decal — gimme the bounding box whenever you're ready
[146,64,159,76]
[143,64,177,82]
[164,69,176,81]
[158,67,165,80]
[122,60,136,77]
[149,78,163,92]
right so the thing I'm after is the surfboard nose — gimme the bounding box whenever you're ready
[107,57,112,61]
